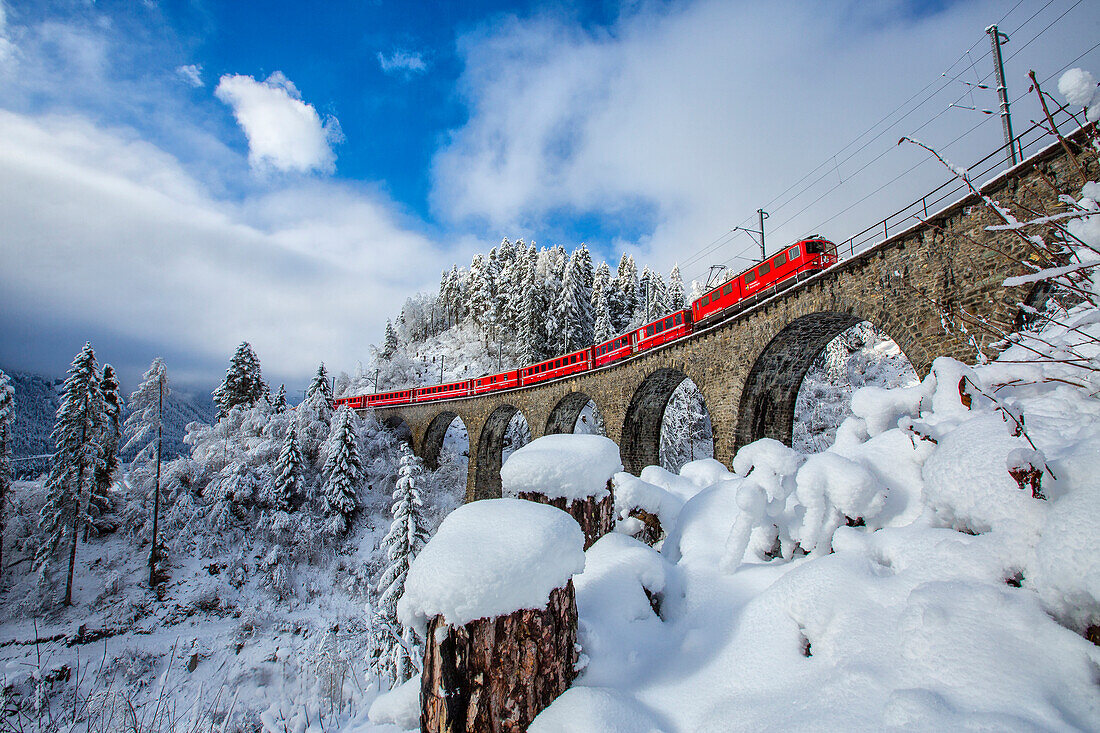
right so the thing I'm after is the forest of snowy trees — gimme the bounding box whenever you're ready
[352,240,687,395]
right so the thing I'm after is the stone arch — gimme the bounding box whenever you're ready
[544,391,598,435]
[620,368,698,474]
[421,410,461,470]
[471,404,527,502]
[734,309,918,450]
[382,415,414,451]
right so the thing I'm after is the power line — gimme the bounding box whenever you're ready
[678,1,1038,277]
[691,1,1095,281]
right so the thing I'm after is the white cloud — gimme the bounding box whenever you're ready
[0,110,449,384]
[433,0,1100,282]
[377,49,428,76]
[0,1,17,65]
[215,71,341,174]
[176,63,203,88]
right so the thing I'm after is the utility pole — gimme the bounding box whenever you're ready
[440,355,445,384]
[497,342,503,372]
[757,208,768,262]
[641,274,651,322]
[731,209,769,263]
[372,369,379,393]
[986,24,1017,166]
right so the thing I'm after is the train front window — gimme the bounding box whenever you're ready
[805,241,824,254]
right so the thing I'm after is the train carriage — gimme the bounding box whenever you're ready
[520,347,593,386]
[692,237,837,327]
[365,390,412,407]
[593,332,635,368]
[414,380,471,403]
[634,308,692,354]
[473,370,520,394]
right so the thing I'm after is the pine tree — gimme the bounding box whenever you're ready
[371,443,430,686]
[650,270,669,317]
[467,254,494,334]
[594,287,614,343]
[561,245,595,351]
[612,253,639,331]
[123,358,169,587]
[271,422,304,512]
[212,342,265,418]
[273,384,289,412]
[669,264,686,310]
[38,343,105,605]
[322,407,360,535]
[0,369,13,580]
[383,322,398,358]
[88,363,122,537]
[308,363,333,403]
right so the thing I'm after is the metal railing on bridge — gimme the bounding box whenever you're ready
[833,102,1081,262]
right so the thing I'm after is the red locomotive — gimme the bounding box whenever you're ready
[332,237,837,410]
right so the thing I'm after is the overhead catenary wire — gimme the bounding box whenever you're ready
[689,0,1096,283]
[681,0,1082,283]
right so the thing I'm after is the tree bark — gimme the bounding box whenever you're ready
[516,480,615,550]
[149,375,163,588]
[420,580,578,733]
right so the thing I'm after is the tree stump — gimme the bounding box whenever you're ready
[420,581,578,733]
[517,480,614,549]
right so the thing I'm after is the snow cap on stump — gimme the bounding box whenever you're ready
[501,434,623,502]
[398,498,586,632]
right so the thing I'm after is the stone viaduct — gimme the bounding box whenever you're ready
[361,126,1094,503]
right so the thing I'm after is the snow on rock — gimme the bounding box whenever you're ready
[367,673,421,729]
[529,686,665,733]
[397,498,586,631]
[501,434,622,502]
[792,452,883,555]
[661,479,745,566]
[675,458,735,487]
[571,533,680,690]
[612,472,685,532]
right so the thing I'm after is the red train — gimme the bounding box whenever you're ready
[334,237,837,409]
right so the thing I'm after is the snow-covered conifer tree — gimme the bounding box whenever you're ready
[0,369,13,578]
[88,363,121,537]
[383,322,398,358]
[467,254,494,334]
[38,343,105,605]
[308,363,333,403]
[212,342,265,417]
[594,288,614,343]
[371,443,430,685]
[561,245,595,351]
[273,384,289,412]
[124,357,169,586]
[271,422,304,513]
[669,264,686,310]
[321,406,360,535]
[650,270,669,317]
[612,253,639,331]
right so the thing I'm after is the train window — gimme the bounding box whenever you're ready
[674,313,683,325]
[744,270,756,284]
[701,294,710,305]
[665,317,674,328]
[722,283,733,296]
[774,252,787,267]
[789,245,800,258]
[758,262,771,276]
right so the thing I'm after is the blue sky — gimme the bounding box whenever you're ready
[0,0,1097,394]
